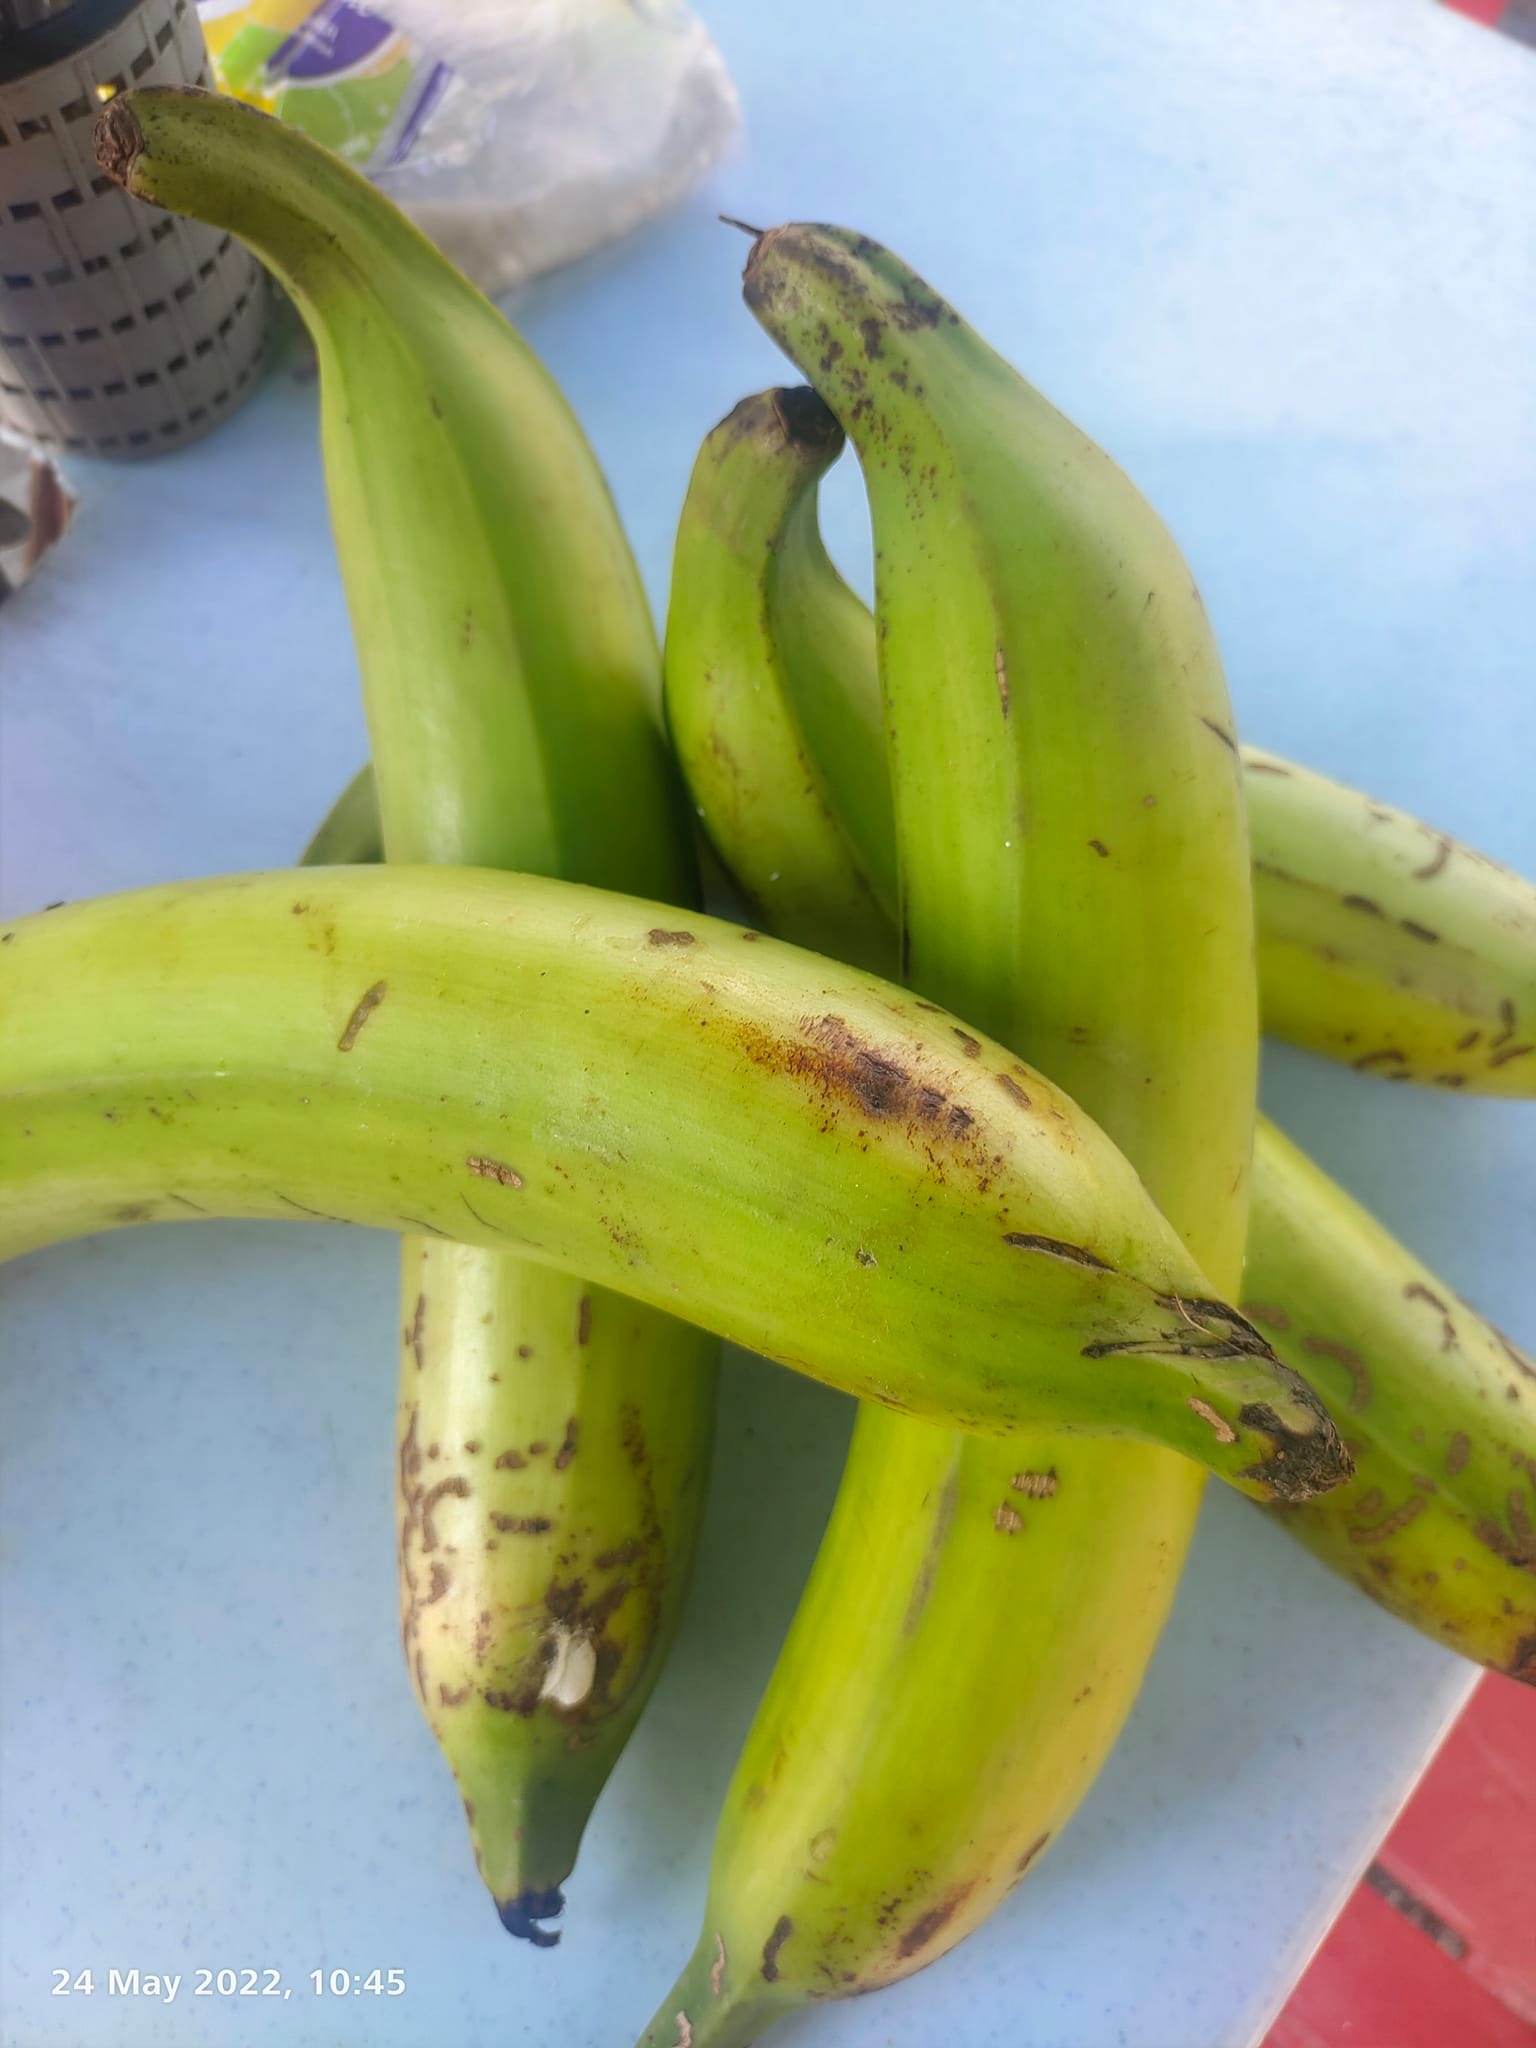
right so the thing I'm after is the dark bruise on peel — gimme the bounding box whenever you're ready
[732,1013,991,1166]
[770,383,842,452]
[760,1916,794,1982]
[499,1885,565,1948]
[1236,1399,1353,1503]
[896,1883,973,1960]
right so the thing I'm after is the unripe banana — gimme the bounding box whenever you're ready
[663,384,1536,1688]
[642,195,1260,2037]
[1247,749,1536,1095]
[97,85,716,1942]
[0,867,1347,1498]
[662,387,894,970]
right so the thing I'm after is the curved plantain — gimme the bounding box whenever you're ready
[1247,749,1536,1095]
[97,83,715,1943]
[662,380,1536,1696]
[0,866,1346,1497]
[643,202,1259,2040]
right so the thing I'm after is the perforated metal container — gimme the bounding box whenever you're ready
[0,0,271,457]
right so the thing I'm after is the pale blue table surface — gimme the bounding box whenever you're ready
[2,2,1534,2045]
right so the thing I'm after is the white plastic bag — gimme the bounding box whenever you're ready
[201,0,740,298]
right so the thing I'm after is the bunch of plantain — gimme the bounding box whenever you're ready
[0,82,1523,2048]
[643,228,1532,2044]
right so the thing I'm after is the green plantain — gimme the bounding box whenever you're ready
[662,379,1536,1702]
[643,202,1259,2040]
[97,83,716,1943]
[0,866,1347,1497]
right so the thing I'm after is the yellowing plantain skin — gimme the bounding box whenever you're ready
[663,385,1536,1708]
[97,86,714,1941]
[1247,750,1536,1095]
[644,201,1259,2039]
[0,867,1346,1496]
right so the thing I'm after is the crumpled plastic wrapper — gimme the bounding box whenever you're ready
[200,0,740,299]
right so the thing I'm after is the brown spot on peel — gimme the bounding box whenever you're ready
[1350,1496,1429,1544]
[647,928,696,947]
[1002,1232,1111,1270]
[1413,836,1452,881]
[994,1504,1024,1533]
[467,1155,523,1188]
[1243,1302,1292,1332]
[419,1476,470,1550]
[897,1884,973,1959]
[760,1916,793,1982]
[337,979,386,1050]
[1301,1333,1372,1411]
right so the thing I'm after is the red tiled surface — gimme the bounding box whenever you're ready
[1266,1675,1536,2048]
[1440,0,1508,27]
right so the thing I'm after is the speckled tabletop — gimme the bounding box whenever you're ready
[2,2,1533,2045]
